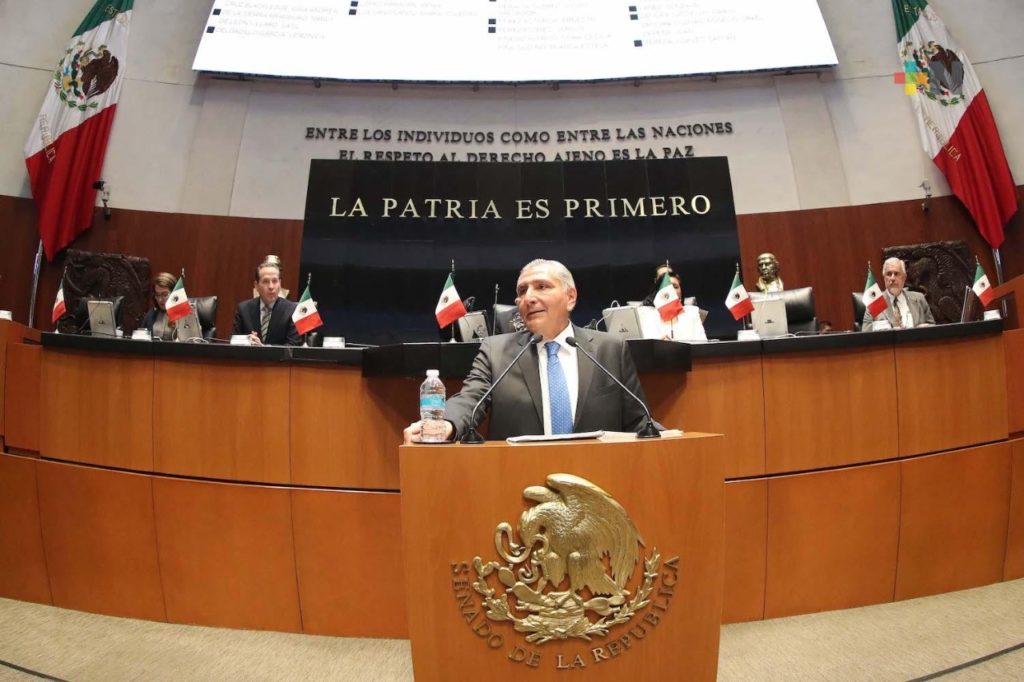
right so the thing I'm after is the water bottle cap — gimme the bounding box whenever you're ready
[426,369,439,378]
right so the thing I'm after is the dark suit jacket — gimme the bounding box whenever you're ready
[444,325,649,440]
[231,297,301,346]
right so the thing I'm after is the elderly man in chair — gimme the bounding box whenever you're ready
[862,257,935,331]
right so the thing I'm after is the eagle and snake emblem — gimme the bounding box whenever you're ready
[53,40,121,112]
[472,473,661,644]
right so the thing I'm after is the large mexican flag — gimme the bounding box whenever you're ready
[893,0,1017,249]
[24,0,133,261]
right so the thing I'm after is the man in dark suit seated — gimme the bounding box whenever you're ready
[862,257,936,331]
[231,260,301,346]
[404,259,649,442]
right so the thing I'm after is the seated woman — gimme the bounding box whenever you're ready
[644,268,707,342]
[141,272,177,340]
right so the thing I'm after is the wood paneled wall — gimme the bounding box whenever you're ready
[1,188,1021,335]
[0,196,302,339]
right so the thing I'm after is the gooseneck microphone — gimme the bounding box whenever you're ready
[565,336,661,439]
[461,332,543,444]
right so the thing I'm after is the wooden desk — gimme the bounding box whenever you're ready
[0,322,1015,636]
[41,349,153,469]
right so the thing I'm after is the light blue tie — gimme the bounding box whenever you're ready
[546,341,573,434]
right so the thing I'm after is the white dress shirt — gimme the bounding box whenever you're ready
[536,324,579,435]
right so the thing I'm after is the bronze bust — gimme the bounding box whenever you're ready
[755,253,784,292]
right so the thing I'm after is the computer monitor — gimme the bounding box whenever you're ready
[960,285,982,323]
[602,306,644,339]
[175,309,204,342]
[455,311,489,341]
[86,300,118,337]
[749,294,788,337]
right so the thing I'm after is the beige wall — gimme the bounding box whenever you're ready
[1,0,1022,219]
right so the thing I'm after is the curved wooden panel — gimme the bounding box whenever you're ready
[896,336,1008,456]
[896,443,1012,600]
[722,479,766,623]
[763,347,898,472]
[0,454,51,604]
[1004,329,1024,435]
[153,359,290,483]
[765,462,900,618]
[1002,438,1024,580]
[290,367,409,489]
[41,350,153,469]
[0,321,9,436]
[647,356,765,477]
[400,435,725,682]
[4,343,41,452]
[291,489,407,637]
[36,460,166,620]
[153,477,302,632]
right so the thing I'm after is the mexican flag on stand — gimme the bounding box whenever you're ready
[654,272,683,321]
[725,269,754,321]
[435,273,467,328]
[52,276,67,324]
[165,274,191,322]
[972,259,994,307]
[292,283,324,335]
[893,0,1017,249]
[863,266,888,318]
[24,0,133,261]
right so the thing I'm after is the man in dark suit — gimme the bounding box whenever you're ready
[404,259,649,442]
[231,260,301,346]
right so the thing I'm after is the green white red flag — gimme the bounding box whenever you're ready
[292,284,324,335]
[435,273,467,328]
[863,266,888,318]
[165,274,191,322]
[972,259,994,307]
[24,0,133,261]
[52,277,67,324]
[725,269,754,321]
[654,272,683,321]
[893,0,1017,249]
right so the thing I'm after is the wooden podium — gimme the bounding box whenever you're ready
[399,433,725,681]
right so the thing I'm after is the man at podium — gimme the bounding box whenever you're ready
[404,259,649,442]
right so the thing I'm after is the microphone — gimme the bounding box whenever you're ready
[565,336,661,439]
[461,332,542,444]
[463,296,476,312]
[491,284,500,336]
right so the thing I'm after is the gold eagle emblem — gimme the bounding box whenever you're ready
[472,473,661,644]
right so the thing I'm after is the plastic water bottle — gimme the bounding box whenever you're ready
[419,369,447,443]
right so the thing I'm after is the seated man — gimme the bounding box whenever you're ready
[232,259,301,346]
[404,259,650,442]
[862,257,935,331]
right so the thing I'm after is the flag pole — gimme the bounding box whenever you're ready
[27,240,43,328]
[303,272,312,347]
[450,259,457,343]
[991,246,1009,318]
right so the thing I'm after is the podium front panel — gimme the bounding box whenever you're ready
[400,434,725,681]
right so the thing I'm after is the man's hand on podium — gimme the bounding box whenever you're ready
[403,419,454,445]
